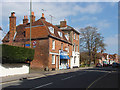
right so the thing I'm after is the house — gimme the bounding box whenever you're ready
[56,19,80,68]
[2,12,80,70]
[98,52,119,65]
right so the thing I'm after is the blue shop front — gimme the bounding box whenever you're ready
[59,50,70,69]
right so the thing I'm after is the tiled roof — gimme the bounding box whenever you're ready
[3,17,71,44]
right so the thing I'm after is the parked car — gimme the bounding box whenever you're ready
[112,62,119,68]
[96,63,102,67]
[103,63,108,67]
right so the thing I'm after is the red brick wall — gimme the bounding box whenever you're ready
[48,37,72,69]
[29,39,49,69]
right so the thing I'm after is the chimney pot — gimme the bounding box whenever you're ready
[42,13,44,17]
[11,12,15,16]
[31,11,34,16]
[26,15,28,19]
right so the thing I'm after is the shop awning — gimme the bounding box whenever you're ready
[60,55,70,59]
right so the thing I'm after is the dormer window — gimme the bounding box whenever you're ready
[58,31,62,37]
[65,34,69,40]
[48,26,54,34]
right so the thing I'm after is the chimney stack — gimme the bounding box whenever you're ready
[60,19,67,28]
[9,12,16,43]
[23,15,28,24]
[41,13,45,20]
[31,11,35,23]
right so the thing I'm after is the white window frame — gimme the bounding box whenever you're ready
[48,27,54,34]
[58,31,62,37]
[74,43,75,51]
[52,54,55,64]
[65,34,69,40]
[61,43,63,50]
[52,40,55,50]
[76,34,78,40]
[74,32,75,40]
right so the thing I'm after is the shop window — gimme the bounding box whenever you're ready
[52,55,55,64]
[52,40,55,50]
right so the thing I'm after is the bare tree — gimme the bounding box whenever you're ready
[79,26,106,65]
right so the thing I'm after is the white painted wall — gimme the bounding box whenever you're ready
[0,64,29,77]
[70,51,80,68]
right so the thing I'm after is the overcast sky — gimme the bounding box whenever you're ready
[0,0,119,54]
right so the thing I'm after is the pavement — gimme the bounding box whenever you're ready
[0,66,94,84]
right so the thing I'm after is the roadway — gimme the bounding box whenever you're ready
[2,67,120,90]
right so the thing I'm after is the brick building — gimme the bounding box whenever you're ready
[56,19,80,68]
[2,12,80,70]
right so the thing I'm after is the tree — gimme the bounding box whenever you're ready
[79,26,106,65]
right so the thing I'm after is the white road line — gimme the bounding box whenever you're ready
[30,82,53,90]
[86,72,109,90]
[61,72,87,81]
[61,76,73,80]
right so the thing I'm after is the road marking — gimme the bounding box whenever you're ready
[61,76,74,80]
[86,72,109,90]
[61,72,87,81]
[30,82,53,90]
[0,80,21,85]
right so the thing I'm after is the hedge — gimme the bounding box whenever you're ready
[1,44,35,64]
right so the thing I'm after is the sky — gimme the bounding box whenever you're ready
[0,0,119,55]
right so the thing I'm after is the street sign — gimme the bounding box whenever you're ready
[25,44,30,47]
[33,40,36,48]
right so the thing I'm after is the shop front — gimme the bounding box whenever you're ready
[59,50,70,69]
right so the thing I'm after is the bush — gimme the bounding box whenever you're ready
[1,44,35,64]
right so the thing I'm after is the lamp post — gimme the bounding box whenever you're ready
[30,0,32,48]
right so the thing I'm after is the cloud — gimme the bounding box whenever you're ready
[2,2,104,32]
[3,0,119,2]
[73,3,103,14]
[105,34,118,47]
[110,2,117,7]
[72,16,98,23]
[96,20,111,29]
[104,34,118,54]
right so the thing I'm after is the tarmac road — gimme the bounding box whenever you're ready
[2,67,120,90]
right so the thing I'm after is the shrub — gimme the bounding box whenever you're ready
[1,44,35,64]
